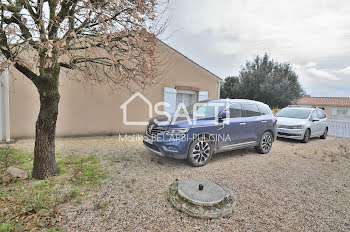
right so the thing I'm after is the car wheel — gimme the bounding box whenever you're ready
[255,131,273,154]
[302,129,311,143]
[187,136,213,167]
[320,127,328,139]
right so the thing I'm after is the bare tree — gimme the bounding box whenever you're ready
[0,0,168,179]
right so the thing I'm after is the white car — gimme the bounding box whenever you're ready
[275,106,328,143]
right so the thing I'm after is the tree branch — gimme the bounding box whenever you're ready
[0,25,40,85]
[14,62,41,85]
[21,0,39,22]
[59,62,72,69]
[3,14,39,48]
[49,0,78,38]
[47,0,58,38]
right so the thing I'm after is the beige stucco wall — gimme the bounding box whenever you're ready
[9,41,222,138]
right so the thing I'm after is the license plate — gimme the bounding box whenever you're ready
[143,136,153,145]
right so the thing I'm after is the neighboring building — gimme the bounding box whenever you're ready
[3,40,223,139]
[297,95,350,120]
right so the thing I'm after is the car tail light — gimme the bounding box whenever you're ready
[274,118,278,126]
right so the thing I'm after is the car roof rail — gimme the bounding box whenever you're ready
[287,105,317,108]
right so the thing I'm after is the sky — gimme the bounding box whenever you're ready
[160,0,350,97]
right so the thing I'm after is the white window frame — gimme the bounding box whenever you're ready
[176,90,197,108]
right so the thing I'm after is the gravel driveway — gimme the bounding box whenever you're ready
[13,136,350,231]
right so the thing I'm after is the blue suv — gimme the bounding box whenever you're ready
[143,99,277,166]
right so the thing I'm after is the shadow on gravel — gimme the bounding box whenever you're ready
[145,137,325,167]
[147,151,188,167]
[277,137,321,143]
[147,147,265,167]
[210,148,259,164]
[147,148,259,167]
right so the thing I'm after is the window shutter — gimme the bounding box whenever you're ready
[198,91,208,102]
[163,87,177,114]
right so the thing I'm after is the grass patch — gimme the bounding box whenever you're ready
[0,146,33,173]
[58,154,108,186]
[0,147,109,231]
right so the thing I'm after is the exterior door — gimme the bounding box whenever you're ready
[242,103,262,143]
[310,110,322,136]
[217,103,249,149]
[258,104,274,137]
[317,108,327,134]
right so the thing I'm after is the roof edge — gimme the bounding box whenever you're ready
[299,96,350,99]
[297,96,350,107]
[158,39,224,83]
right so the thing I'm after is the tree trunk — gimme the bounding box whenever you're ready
[32,78,60,180]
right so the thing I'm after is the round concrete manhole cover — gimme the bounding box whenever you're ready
[168,179,234,218]
[178,179,225,206]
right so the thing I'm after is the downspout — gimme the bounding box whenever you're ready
[4,69,10,142]
[0,68,10,142]
[0,72,2,141]
[217,82,221,99]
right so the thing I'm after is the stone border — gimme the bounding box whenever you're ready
[168,180,235,219]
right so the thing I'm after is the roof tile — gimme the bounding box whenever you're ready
[297,96,350,106]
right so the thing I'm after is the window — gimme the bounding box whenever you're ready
[228,104,242,118]
[258,105,271,115]
[332,108,350,116]
[186,102,217,118]
[311,110,318,121]
[243,104,260,117]
[176,90,196,108]
[317,109,326,119]
[276,108,311,119]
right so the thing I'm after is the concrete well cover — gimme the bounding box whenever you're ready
[178,179,225,206]
[168,179,235,218]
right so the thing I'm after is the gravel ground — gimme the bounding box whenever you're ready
[13,135,350,232]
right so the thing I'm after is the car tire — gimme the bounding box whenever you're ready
[320,127,328,139]
[255,131,273,154]
[302,129,311,143]
[187,136,213,167]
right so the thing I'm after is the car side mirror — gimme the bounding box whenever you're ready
[219,111,228,120]
[312,118,320,122]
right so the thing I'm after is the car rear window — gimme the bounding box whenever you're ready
[243,104,260,117]
[258,105,271,115]
[311,110,318,121]
[275,108,311,119]
[317,109,326,119]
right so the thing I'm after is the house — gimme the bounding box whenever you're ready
[297,95,350,120]
[4,40,223,139]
